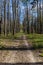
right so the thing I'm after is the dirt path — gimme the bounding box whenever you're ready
[22,35,36,62]
[0,35,43,63]
[0,50,37,63]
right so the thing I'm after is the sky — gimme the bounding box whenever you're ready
[19,0,34,23]
[9,0,38,23]
[1,0,41,23]
[19,1,25,23]
[19,0,40,23]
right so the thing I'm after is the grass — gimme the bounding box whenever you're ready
[0,34,14,39]
[26,34,43,39]
[0,45,5,48]
[39,53,43,57]
[14,32,24,39]
[26,34,43,49]
[0,32,24,39]
[0,33,43,49]
[0,39,6,48]
[0,32,24,48]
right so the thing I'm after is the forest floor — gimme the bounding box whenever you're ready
[0,34,43,64]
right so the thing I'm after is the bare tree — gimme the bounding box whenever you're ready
[3,0,7,36]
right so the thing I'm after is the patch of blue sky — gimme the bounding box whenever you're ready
[19,0,34,21]
[19,1,25,23]
[10,0,38,23]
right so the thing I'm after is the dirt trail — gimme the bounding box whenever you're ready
[22,35,36,62]
[0,35,42,63]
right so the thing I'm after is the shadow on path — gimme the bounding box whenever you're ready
[0,62,43,65]
[0,46,35,50]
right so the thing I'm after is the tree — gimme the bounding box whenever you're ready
[33,0,42,34]
[21,0,29,34]
[16,0,20,33]
[3,0,7,36]
[0,22,1,34]
[0,0,2,34]
[7,0,10,35]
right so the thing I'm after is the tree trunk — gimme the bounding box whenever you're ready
[4,0,7,36]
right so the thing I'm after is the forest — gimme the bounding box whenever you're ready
[0,0,43,64]
[0,0,43,35]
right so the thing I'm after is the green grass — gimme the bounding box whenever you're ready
[0,33,14,39]
[0,33,43,49]
[26,34,43,49]
[14,32,24,39]
[0,32,24,39]
[0,39,5,48]
[39,53,43,57]
[0,32,25,48]
[0,45,5,48]
[26,34,43,39]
